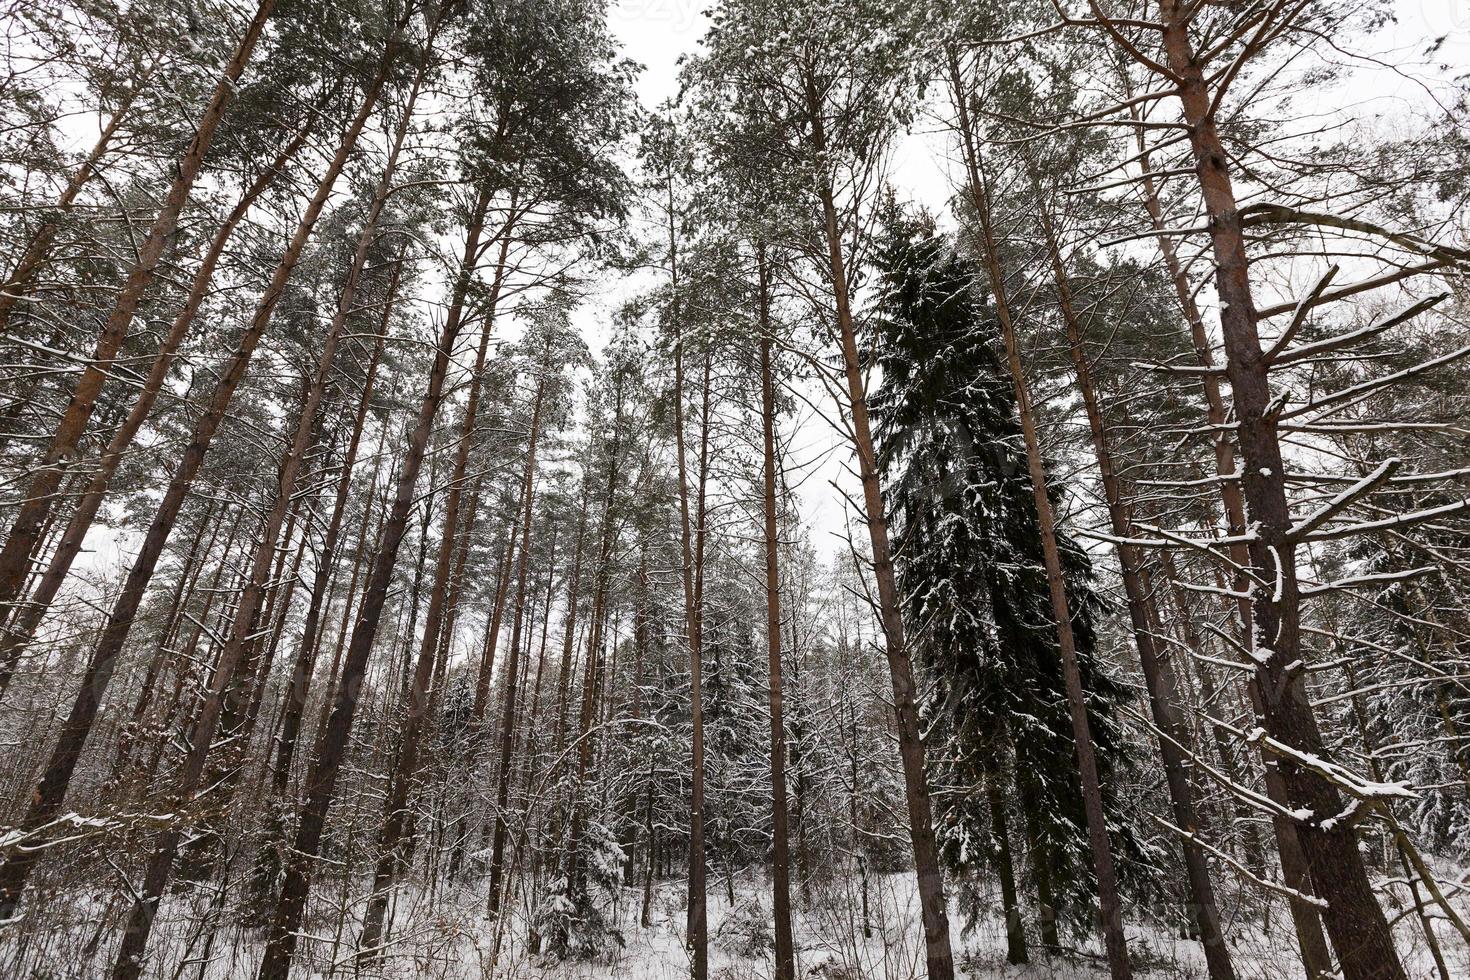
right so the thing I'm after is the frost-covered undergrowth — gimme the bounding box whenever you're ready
[5,860,1467,978]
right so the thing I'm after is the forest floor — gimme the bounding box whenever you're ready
[5,857,1467,978]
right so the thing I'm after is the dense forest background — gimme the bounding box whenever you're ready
[0,1,1467,978]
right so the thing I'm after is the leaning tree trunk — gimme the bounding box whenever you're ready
[805,75,956,980]
[0,40,397,924]
[0,115,315,701]
[269,281,394,794]
[254,181,496,980]
[1155,8,1407,978]
[1040,202,1234,980]
[358,211,521,959]
[0,0,278,623]
[946,48,1130,979]
[107,49,422,979]
[1126,83,1333,979]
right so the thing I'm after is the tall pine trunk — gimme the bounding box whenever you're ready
[0,53,318,705]
[946,49,1130,979]
[805,76,956,980]
[1039,203,1234,980]
[1156,8,1406,977]
[106,50,424,978]
[756,245,796,980]
[0,0,279,623]
[254,182,497,980]
[0,39,398,922]
[487,372,548,916]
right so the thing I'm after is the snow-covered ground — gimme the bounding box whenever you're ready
[6,859,1467,978]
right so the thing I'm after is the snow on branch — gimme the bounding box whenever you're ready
[1263,264,1337,362]
[1303,496,1470,544]
[1287,458,1399,541]
[1247,728,1417,806]
[1272,293,1449,367]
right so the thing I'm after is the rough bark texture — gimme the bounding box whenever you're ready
[0,0,279,624]
[947,48,1130,979]
[807,78,955,980]
[1157,7,1407,978]
[254,184,494,980]
[0,43,391,923]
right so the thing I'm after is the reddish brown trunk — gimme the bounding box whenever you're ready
[0,44,394,925]
[1041,206,1233,980]
[271,289,393,794]
[108,45,418,978]
[1157,9,1406,978]
[1129,82,1331,978]
[946,50,1128,978]
[0,0,278,623]
[0,91,317,704]
[487,375,548,916]
[255,184,497,980]
[360,212,521,955]
[807,76,955,980]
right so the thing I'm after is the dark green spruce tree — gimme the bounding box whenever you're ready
[871,205,1142,960]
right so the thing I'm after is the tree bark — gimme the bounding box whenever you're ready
[487,372,548,917]
[106,49,421,977]
[805,73,955,980]
[0,87,317,704]
[756,244,796,980]
[664,160,711,980]
[269,278,395,794]
[1040,203,1234,980]
[0,0,279,624]
[1128,77,1332,978]
[0,39,396,924]
[1155,9,1407,977]
[254,181,497,980]
[357,198,520,960]
[946,48,1129,979]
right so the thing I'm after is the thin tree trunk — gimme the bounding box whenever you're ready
[0,0,278,622]
[487,374,548,917]
[805,73,955,980]
[665,160,710,980]
[0,107,317,701]
[984,757,1026,964]
[107,44,420,979]
[375,280,512,943]
[756,244,796,980]
[357,199,520,960]
[270,283,394,794]
[945,48,1128,979]
[112,498,219,776]
[255,182,497,980]
[1040,203,1234,980]
[0,41,397,924]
